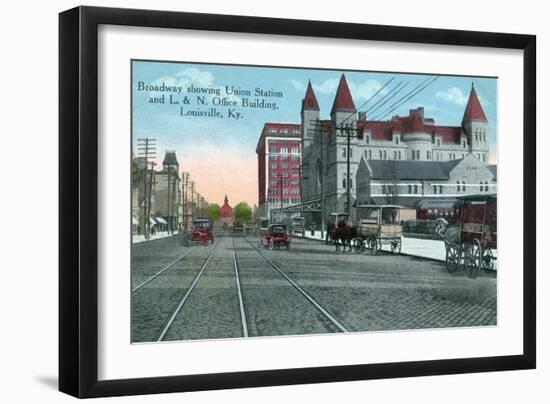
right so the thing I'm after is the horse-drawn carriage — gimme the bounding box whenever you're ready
[189,218,214,245]
[230,221,245,237]
[259,223,291,250]
[353,205,403,254]
[437,194,497,278]
[325,213,350,244]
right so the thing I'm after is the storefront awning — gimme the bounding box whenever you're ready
[156,217,167,225]
[149,217,157,225]
[132,216,139,225]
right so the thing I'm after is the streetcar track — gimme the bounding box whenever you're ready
[232,237,249,337]
[243,237,349,333]
[132,248,195,293]
[156,240,220,341]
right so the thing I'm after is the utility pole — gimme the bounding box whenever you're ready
[190,181,195,221]
[182,172,189,230]
[137,138,156,239]
[173,174,178,233]
[167,171,171,234]
[334,122,362,216]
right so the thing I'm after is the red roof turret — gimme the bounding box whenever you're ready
[406,111,425,133]
[331,74,356,114]
[302,80,319,111]
[219,195,233,218]
[462,84,488,123]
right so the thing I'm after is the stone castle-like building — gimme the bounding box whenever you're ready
[299,74,495,221]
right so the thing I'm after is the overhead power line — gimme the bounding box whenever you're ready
[370,76,439,121]
[340,76,395,125]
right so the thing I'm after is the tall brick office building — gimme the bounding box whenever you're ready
[256,123,302,219]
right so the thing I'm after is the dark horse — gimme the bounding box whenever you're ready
[333,220,357,252]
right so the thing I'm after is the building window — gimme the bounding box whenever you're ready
[457,181,460,192]
[383,150,387,160]
[408,185,412,194]
[414,185,418,194]
[416,150,420,160]
[433,185,437,194]
[382,184,386,194]
[342,178,346,189]
[398,151,401,160]
[379,150,383,159]
[368,150,372,159]
[350,148,353,158]
[462,181,466,192]
[437,139,441,146]
[395,136,399,145]
[349,178,353,189]
[427,151,431,160]
[439,185,443,194]
[342,148,346,158]
[365,135,370,144]
[485,182,489,192]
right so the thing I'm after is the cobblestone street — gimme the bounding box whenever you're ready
[132,234,496,343]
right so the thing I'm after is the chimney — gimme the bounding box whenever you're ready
[358,111,367,121]
[417,107,424,119]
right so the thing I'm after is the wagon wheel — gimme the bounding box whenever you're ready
[390,239,402,254]
[482,248,495,272]
[353,237,365,253]
[445,243,461,273]
[463,239,482,279]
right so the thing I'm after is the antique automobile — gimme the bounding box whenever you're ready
[353,205,403,254]
[189,218,214,245]
[259,223,291,250]
[437,194,497,278]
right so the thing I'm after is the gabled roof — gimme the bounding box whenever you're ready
[462,85,488,122]
[331,74,356,114]
[302,80,319,111]
[366,159,461,180]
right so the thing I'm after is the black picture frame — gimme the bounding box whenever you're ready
[59,6,536,398]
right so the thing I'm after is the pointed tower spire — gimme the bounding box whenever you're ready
[462,84,488,123]
[224,194,228,204]
[302,80,320,111]
[331,74,356,115]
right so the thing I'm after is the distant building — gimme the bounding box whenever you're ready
[219,195,233,225]
[256,123,302,219]
[154,150,181,232]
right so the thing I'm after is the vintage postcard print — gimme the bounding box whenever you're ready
[131,60,497,343]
